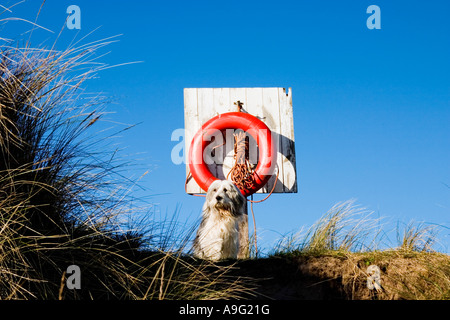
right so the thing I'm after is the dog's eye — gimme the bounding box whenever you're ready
[213,188,217,192]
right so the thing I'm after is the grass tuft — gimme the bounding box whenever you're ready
[272,200,381,256]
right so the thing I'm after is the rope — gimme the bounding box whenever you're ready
[226,130,279,202]
[250,194,258,257]
[226,131,257,192]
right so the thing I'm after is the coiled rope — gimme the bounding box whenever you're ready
[227,128,278,257]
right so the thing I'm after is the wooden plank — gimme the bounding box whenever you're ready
[245,88,264,170]
[198,88,216,121]
[184,88,201,194]
[261,88,285,193]
[213,87,232,113]
[213,88,231,180]
[245,88,268,193]
[222,88,247,184]
[278,88,297,192]
[198,89,218,179]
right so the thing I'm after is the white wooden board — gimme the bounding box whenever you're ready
[184,87,297,194]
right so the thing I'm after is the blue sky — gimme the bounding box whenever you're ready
[3,0,449,253]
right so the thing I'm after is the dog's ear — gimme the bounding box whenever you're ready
[202,202,210,216]
[206,181,218,201]
[231,183,246,210]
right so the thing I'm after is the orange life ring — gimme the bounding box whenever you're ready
[188,112,277,197]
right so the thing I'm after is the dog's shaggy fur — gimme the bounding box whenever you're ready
[193,180,246,261]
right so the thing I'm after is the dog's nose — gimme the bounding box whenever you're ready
[216,195,222,201]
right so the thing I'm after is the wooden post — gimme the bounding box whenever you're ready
[233,102,249,259]
[238,200,249,259]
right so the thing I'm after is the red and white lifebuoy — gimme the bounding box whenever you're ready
[188,112,276,197]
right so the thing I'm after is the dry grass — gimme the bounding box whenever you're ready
[268,200,450,299]
[0,6,254,300]
[272,200,382,255]
[332,250,450,300]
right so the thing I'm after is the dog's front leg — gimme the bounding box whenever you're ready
[208,239,224,261]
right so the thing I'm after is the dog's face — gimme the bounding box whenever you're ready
[205,180,245,217]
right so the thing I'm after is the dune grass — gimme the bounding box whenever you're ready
[267,200,449,300]
[269,199,444,256]
[0,12,256,299]
[270,200,381,256]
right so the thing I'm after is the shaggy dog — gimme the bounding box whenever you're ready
[193,180,246,261]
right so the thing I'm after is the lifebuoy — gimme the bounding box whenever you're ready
[188,112,277,197]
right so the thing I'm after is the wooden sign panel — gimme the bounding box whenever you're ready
[184,87,297,194]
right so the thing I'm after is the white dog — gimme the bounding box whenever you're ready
[193,180,246,261]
